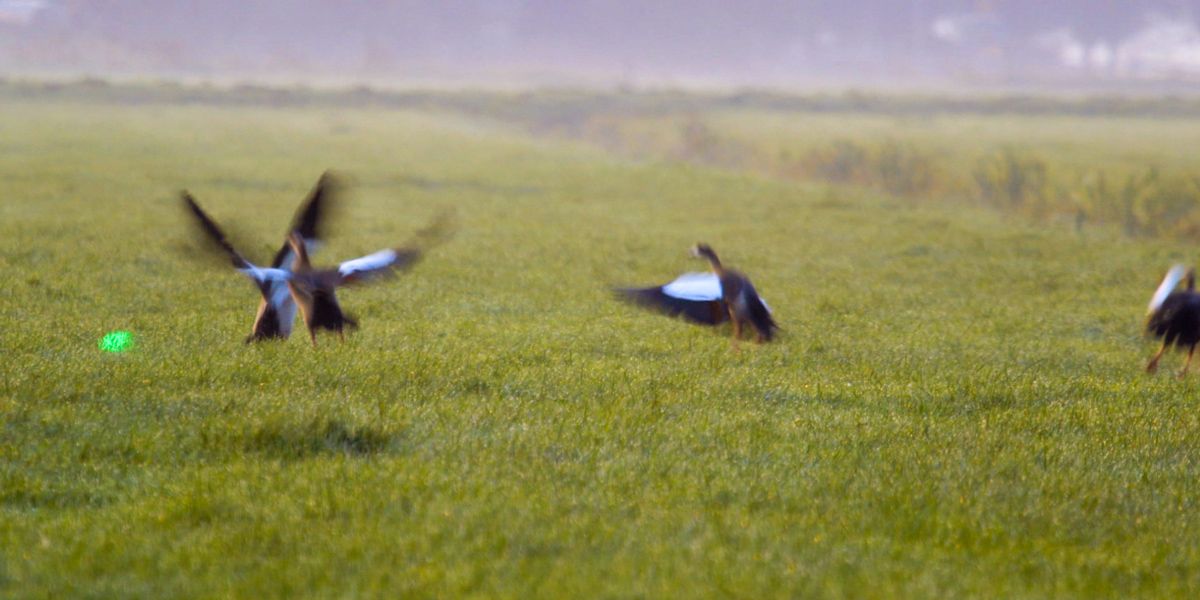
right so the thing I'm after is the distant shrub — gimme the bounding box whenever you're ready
[676,117,748,168]
[1074,170,1141,235]
[799,139,936,197]
[973,149,1052,216]
[874,140,935,196]
[1069,168,1200,238]
[802,140,869,183]
[1127,169,1200,238]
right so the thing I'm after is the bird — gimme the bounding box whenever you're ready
[284,211,454,346]
[616,243,777,344]
[1146,264,1200,376]
[181,172,337,343]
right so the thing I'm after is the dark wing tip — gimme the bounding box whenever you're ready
[179,191,249,269]
[411,209,457,250]
[389,248,423,272]
[370,210,455,275]
[293,170,346,240]
[614,285,727,325]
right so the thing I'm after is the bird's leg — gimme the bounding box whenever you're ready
[1147,342,1168,374]
[309,329,318,348]
[337,329,345,343]
[728,307,742,349]
[1179,346,1196,379]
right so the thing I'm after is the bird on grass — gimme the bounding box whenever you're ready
[1146,264,1200,376]
[181,172,337,343]
[284,211,454,346]
[616,243,777,344]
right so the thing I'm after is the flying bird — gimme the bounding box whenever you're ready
[616,243,777,344]
[284,211,454,346]
[1146,264,1200,376]
[181,172,337,343]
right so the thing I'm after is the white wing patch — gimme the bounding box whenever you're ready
[1149,265,1189,313]
[267,281,292,307]
[339,249,398,277]
[238,265,292,284]
[662,272,723,301]
[275,295,296,337]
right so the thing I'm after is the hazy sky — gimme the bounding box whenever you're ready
[3,1,1200,88]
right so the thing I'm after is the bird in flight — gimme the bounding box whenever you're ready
[616,243,777,345]
[181,172,337,343]
[1146,264,1200,376]
[282,211,454,346]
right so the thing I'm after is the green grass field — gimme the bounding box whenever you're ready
[2,90,1200,598]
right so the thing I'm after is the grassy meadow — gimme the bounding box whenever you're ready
[2,87,1200,597]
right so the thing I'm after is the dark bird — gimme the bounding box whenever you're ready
[284,212,454,346]
[181,172,337,343]
[616,243,777,344]
[1146,264,1200,376]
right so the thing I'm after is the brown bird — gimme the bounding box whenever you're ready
[616,243,777,344]
[1146,264,1200,376]
[182,172,337,343]
[284,212,453,346]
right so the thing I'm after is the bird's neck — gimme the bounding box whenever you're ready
[704,256,724,274]
[288,237,311,271]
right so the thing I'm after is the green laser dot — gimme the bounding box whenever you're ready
[99,331,134,353]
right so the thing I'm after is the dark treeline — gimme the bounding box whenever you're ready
[6,78,1200,120]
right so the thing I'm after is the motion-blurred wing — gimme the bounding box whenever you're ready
[271,171,340,269]
[181,191,253,270]
[337,248,422,285]
[616,273,729,325]
[1149,265,1189,314]
[333,211,455,285]
[661,272,723,301]
[181,192,294,290]
[238,265,292,286]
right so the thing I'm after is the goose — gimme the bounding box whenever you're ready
[1146,264,1200,376]
[284,211,454,346]
[181,173,336,343]
[616,243,777,344]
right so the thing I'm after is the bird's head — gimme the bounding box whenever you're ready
[691,243,722,268]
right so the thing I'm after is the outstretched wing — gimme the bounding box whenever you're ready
[182,191,291,289]
[334,210,455,285]
[615,272,729,325]
[662,272,723,301]
[271,171,341,269]
[336,248,422,285]
[1149,265,1189,315]
[181,191,253,270]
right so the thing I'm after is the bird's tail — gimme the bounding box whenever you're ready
[747,291,778,341]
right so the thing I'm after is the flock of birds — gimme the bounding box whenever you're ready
[183,173,451,346]
[183,172,1197,366]
[182,172,777,347]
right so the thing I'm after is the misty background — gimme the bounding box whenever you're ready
[3,1,1200,89]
